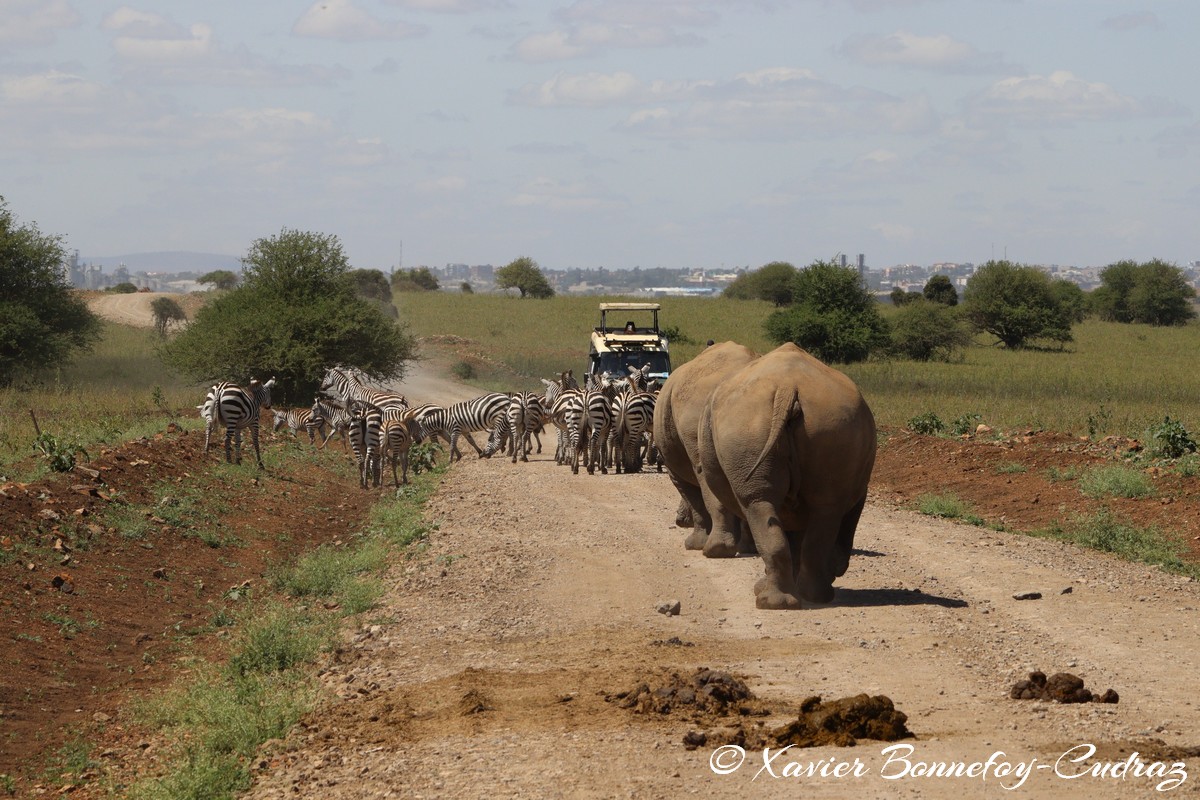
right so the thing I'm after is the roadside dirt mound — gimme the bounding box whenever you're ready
[0,420,375,786]
[1010,671,1120,704]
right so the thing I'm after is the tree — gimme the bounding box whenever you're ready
[460,281,474,294]
[496,256,554,298]
[150,296,187,338]
[161,228,417,402]
[722,261,798,306]
[1089,259,1195,326]
[1128,260,1195,326]
[1050,278,1087,323]
[0,197,101,386]
[889,299,972,361]
[348,269,393,303]
[108,282,138,293]
[962,260,1074,348]
[889,287,922,306]
[198,270,239,290]
[923,275,958,306]
[391,267,439,292]
[763,260,889,364]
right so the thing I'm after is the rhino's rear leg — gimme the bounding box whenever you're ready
[745,501,802,609]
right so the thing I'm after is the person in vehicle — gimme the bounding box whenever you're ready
[624,321,636,333]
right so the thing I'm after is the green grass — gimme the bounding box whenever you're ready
[916,493,988,527]
[1,321,204,473]
[122,453,447,800]
[396,292,1200,440]
[1034,510,1199,578]
[1077,465,1156,499]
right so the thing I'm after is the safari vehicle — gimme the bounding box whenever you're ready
[588,302,672,383]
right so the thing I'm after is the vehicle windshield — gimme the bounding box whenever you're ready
[592,351,671,377]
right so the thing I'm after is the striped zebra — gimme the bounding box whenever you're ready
[380,411,420,486]
[319,366,408,414]
[608,389,656,474]
[347,401,383,489]
[549,388,585,470]
[415,392,510,462]
[310,397,352,451]
[203,378,276,468]
[271,407,324,445]
[483,392,547,463]
[580,388,614,475]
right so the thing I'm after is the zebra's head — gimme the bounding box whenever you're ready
[249,377,275,409]
[271,410,288,431]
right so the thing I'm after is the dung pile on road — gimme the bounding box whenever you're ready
[1010,670,1119,704]
[607,668,772,717]
[608,668,914,750]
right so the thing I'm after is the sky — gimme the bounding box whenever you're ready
[2,1,1198,273]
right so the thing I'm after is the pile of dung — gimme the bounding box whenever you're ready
[1010,671,1119,704]
[769,694,914,747]
[683,693,914,751]
[606,668,772,717]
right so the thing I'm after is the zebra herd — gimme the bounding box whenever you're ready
[199,364,665,486]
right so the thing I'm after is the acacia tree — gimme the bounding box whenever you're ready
[963,260,1074,348]
[722,261,798,306]
[923,275,958,306]
[496,256,554,298]
[161,228,416,401]
[198,269,239,290]
[0,197,101,385]
[764,260,889,364]
[1091,259,1196,326]
[150,296,187,338]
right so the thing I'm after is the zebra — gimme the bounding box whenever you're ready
[414,392,510,462]
[310,397,352,451]
[380,411,420,486]
[580,388,614,475]
[319,366,407,414]
[608,389,656,474]
[347,400,383,489]
[548,388,585,470]
[203,378,276,468]
[482,392,548,463]
[271,407,324,445]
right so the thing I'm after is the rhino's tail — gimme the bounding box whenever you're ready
[748,388,801,478]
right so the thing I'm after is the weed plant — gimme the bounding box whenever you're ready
[1077,465,1155,499]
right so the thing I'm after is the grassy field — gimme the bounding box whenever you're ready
[396,292,1200,440]
[3,293,1197,474]
[0,322,202,474]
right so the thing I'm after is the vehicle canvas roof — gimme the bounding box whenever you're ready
[598,302,661,311]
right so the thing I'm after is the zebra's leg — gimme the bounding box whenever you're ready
[224,424,236,464]
[250,423,264,469]
[460,430,486,457]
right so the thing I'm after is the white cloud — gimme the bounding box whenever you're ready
[99,9,349,86]
[510,71,692,107]
[618,67,937,141]
[417,175,468,192]
[511,0,709,61]
[0,0,79,46]
[384,0,510,11]
[840,30,1007,73]
[293,0,426,41]
[506,176,624,211]
[966,71,1145,127]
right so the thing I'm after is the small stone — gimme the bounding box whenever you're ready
[1012,591,1042,601]
[656,599,682,616]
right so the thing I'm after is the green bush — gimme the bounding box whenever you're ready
[1147,416,1197,459]
[907,412,945,435]
[889,300,972,361]
[764,260,890,364]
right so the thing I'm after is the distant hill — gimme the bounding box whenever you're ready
[79,251,241,273]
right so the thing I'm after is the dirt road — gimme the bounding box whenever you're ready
[240,386,1200,798]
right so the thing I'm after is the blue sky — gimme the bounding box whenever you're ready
[2,1,1197,272]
